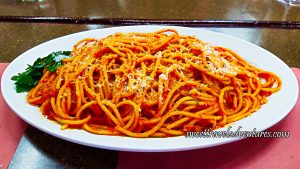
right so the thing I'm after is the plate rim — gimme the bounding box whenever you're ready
[1,25,299,152]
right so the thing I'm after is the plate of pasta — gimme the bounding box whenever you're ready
[1,26,298,152]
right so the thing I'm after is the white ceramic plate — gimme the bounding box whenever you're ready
[1,26,298,152]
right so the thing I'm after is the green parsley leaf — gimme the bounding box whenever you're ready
[11,51,71,93]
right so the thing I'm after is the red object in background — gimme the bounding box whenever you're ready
[118,68,300,169]
[0,63,27,168]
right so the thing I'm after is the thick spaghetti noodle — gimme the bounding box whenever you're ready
[27,29,281,137]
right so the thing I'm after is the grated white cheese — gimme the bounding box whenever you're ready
[127,73,133,79]
[203,44,212,55]
[155,51,162,58]
[259,77,266,84]
[195,60,201,64]
[159,74,168,81]
[193,42,203,47]
[141,80,147,87]
[179,39,184,44]
[132,85,137,90]
[146,76,154,81]
[207,57,238,75]
[53,54,70,62]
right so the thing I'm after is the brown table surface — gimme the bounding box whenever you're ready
[0,0,300,21]
[1,1,300,169]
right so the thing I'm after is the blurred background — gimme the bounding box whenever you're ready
[0,0,300,21]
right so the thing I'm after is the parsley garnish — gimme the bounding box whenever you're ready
[11,51,71,93]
